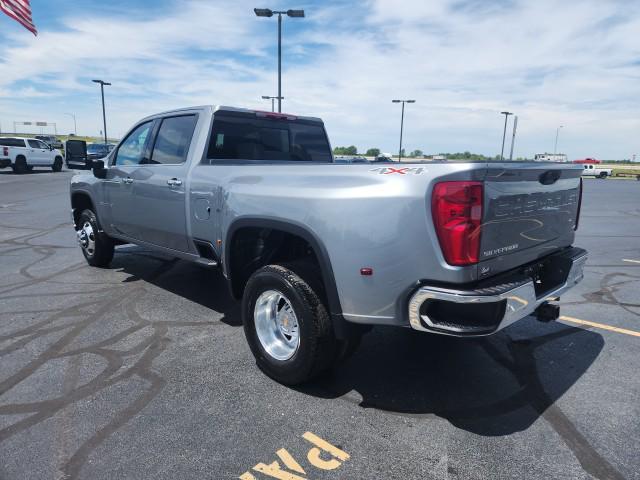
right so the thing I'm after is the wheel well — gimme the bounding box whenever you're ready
[15,154,26,161]
[71,193,95,227]
[228,227,322,300]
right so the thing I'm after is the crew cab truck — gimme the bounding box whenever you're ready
[70,105,587,385]
[581,164,612,178]
[0,137,64,173]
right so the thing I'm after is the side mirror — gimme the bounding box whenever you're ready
[92,159,107,179]
[49,145,54,150]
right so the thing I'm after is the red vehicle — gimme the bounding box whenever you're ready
[573,158,601,164]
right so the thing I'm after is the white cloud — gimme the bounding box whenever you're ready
[0,0,638,159]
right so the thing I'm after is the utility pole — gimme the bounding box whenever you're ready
[92,80,111,144]
[392,99,415,162]
[509,116,518,161]
[554,125,563,155]
[500,111,513,161]
[261,95,283,112]
[65,113,77,135]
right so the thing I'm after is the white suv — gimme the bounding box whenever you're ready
[0,137,64,174]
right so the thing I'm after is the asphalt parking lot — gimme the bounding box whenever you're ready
[0,169,639,480]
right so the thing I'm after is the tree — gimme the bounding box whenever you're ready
[365,148,380,157]
[410,149,423,158]
[333,145,358,155]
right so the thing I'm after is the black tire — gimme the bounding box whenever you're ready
[77,209,114,268]
[26,165,34,172]
[242,263,338,385]
[598,172,607,179]
[12,156,27,174]
[52,157,63,172]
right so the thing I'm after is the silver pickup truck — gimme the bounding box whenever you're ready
[70,105,587,384]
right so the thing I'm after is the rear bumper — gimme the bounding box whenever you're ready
[408,247,587,336]
[0,159,11,168]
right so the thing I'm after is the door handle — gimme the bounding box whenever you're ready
[122,177,134,184]
[167,178,182,187]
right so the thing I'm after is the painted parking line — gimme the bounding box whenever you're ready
[622,259,640,264]
[239,431,350,479]
[560,315,640,338]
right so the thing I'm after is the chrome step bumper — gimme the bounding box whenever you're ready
[408,248,587,336]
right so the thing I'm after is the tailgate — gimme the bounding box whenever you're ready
[479,162,582,277]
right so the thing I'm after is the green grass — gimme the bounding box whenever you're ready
[613,168,640,177]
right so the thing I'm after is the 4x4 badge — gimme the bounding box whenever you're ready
[370,167,426,175]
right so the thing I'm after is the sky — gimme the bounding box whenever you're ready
[0,0,638,159]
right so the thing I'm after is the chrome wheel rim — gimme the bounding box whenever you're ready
[77,221,96,256]
[254,290,300,361]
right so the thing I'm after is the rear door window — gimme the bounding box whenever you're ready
[27,139,40,148]
[206,115,331,162]
[149,115,197,165]
[0,138,26,147]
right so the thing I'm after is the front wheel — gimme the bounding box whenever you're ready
[77,209,114,267]
[52,157,63,172]
[242,264,338,385]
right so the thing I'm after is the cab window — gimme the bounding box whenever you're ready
[114,121,153,166]
[148,115,197,165]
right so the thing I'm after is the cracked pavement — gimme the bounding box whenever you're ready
[0,170,639,479]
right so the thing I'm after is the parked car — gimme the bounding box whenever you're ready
[0,137,64,173]
[35,135,64,149]
[581,164,612,178]
[334,155,369,164]
[573,158,601,164]
[70,105,587,385]
[86,143,115,162]
[373,152,394,163]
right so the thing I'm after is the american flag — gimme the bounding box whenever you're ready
[0,0,37,35]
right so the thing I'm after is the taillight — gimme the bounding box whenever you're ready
[2,147,7,156]
[574,177,583,230]
[431,181,483,266]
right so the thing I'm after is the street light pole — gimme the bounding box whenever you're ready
[500,111,513,161]
[64,113,77,135]
[254,8,305,113]
[554,125,563,155]
[392,99,415,162]
[92,79,111,144]
[509,115,518,161]
[261,95,284,112]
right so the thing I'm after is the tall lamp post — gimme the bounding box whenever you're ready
[92,79,111,144]
[254,7,305,113]
[554,125,563,156]
[261,95,284,112]
[64,113,77,135]
[500,111,513,161]
[392,99,415,162]
[509,116,518,161]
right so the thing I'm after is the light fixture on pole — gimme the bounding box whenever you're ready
[392,99,415,162]
[261,95,284,112]
[64,113,77,135]
[554,125,563,155]
[500,111,513,161]
[92,79,111,144]
[254,7,305,113]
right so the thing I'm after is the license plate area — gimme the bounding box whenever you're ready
[522,255,572,299]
